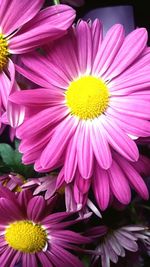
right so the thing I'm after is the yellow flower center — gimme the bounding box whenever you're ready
[65,76,109,120]
[5,220,47,253]
[0,34,9,71]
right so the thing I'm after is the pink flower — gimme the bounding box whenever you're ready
[0,0,75,128]
[10,21,150,180]
[0,173,24,191]
[0,186,89,267]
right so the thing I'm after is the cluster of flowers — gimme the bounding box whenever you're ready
[0,0,150,266]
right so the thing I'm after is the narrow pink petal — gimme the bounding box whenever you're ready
[115,154,149,200]
[19,52,70,88]
[37,252,53,267]
[17,106,67,139]
[27,196,46,222]
[0,0,44,36]
[104,28,148,80]
[40,116,79,170]
[91,19,103,63]
[93,164,110,210]
[46,28,79,81]
[101,115,139,161]
[106,107,150,137]
[0,71,10,109]
[9,88,64,107]
[92,24,124,77]
[64,128,79,183]
[9,5,76,53]
[75,170,91,194]
[90,119,112,169]
[110,97,150,119]
[108,160,131,204]
[76,20,92,75]
[22,254,39,267]
[77,122,94,178]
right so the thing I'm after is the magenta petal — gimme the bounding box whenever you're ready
[77,122,94,178]
[40,116,78,170]
[101,115,139,161]
[92,24,124,77]
[90,120,112,169]
[76,20,92,75]
[115,155,149,200]
[93,164,110,210]
[104,28,148,80]
[27,196,46,222]
[9,5,76,53]
[91,19,103,63]
[108,160,131,204]
[0,0,44,36]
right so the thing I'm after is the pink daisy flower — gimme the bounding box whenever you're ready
[0,186,89,267]
[0,0,75,128]
[10,20,150,178]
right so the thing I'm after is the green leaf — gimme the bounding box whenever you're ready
[0,143,15,166]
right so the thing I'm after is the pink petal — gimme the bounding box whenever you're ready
[77,122,94,178]
[104,28,148,80]
[9,5,76,53]
[40,116,79,170]
[92,24,124,76]
[108,160,131,204]
[91,19,103,63]
[0,0,44,36]
[93,164,110,210]
[90,120,112,169]
[101,115,139,161]
[27,196,46,222]
[76,20,92,75]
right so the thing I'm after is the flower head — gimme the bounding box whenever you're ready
[0,186,89,267]
[10,21,150,184]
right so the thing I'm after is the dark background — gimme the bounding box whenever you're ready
[79,0,150,42]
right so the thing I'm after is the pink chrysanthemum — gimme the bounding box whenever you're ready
[10,20,150,178]
[0,0,75,128]
[0,186,89,267]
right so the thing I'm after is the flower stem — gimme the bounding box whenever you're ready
[53,0,60,4]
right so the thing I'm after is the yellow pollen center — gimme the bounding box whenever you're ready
[0,34,9,71]
[65,76,109,120]
[5,220,47,253]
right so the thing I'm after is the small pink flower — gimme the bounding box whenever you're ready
[0,186,89,267]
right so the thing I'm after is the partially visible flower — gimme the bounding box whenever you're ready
[0,173,24,192]
[0,0,75,129]
[61,0,84,7]
[23,175,102,217]
[0,186,89,267]
[87,225,149,267]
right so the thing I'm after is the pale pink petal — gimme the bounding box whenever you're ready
[104,28,148,80]
[76,20,92,75]
[0,0,44,36]
[9,5,76,53]
[92,24,124,76]
[93,164,110,210]
[108,160,131,204]
[90,119,112,169]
